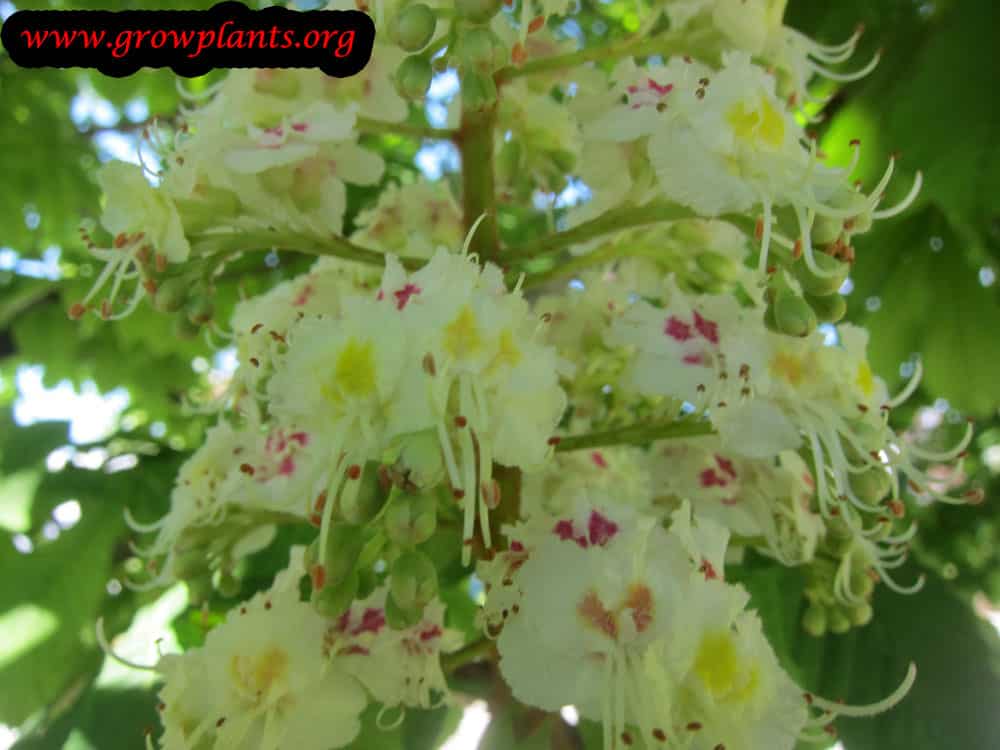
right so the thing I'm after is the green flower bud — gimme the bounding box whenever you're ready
[849,602,874,627]
[151,277,190,312]
[172,546,208,579]
[828,607,851,634]
[185,295,214,325]
[385,588,423,629]
[312,571,359,619]
[774,287,817,337]
[214,570,241,598]
[461,70,497,111]
[550,148,576,174]
[356,565,379,599]
[395,55,433,100]
[389,550,438,611]
[455,0,502,24]
[385,491,438,546]
[850,569,877,598]
[320,523,365,589]
[454,26,503,72]
[802,604,827,637]
[341,461,390,524]
[185,574,214,605]
[792,252,850,296]
[389,3,436,52]
[811,214,843,247]
[696,250,740,282]
[806,291,847,323]
[394,431,445,490]
[849,466,892,503]
[173,312,201,340]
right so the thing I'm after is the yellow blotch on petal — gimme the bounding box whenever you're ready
[327,338,378,400]
[693,631,740,699]
[856,360,875,397]
[443,305,484,360]
[230,646,289,698]
[727,96,785,149]
[770,351,804,386]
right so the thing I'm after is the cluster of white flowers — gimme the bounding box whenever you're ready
[85,0,981,748]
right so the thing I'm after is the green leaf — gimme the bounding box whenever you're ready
[0,505,124,725]
[734,556,1000,750]
[846,206,1000,416]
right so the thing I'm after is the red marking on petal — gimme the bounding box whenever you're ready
[419,625,442,641]
[715,455,737,478]
[693,311,719,344]
[699,468,726,488]
[699,559,719,580]
[683,353,705,365]
[278,455,295,476]
[590,451,608,469]
[393,283,422,310]
[664,315,693,341]
[588,511,619,547]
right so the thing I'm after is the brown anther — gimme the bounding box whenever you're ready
[463,537,475,546]
[512,42,527,65]
[249,357,260,368]
[715,745,726,750]
[528,15,545,33]
[857,403,869,412]
[309,512,322,527]
[804,692,814,704]
[540,312,553,323]
[455,415,468,428]
[240,463,255,476]
[652,728,667,742]
[264,600,272,610]
[755,217,764,240]
[683,55,693,63]
[739,363,750,378]
[268,330,286,344]
[240,606,247,614]
[716,401,727,408]
[155,253,167,272]
[143,278,158,294]
[346,464,362,480]
[888,499,905,518]
[314,491,327,513]
[621,731,634,746]
[907,480,922,493]
[792,239,803,259]
[216,717,226,728]
[251,323,264,334]
[68,302,87,320]
[696,384,706,393]
[512,604,520,614]
[114,232,129,248]
[964,488,985,504]
[482,479,502,509]
[157,702,165,711]
[311,564,327,591]
[422,352,436,376]
[830,507,840,516]
[824,724,838,736]
[686,722,702,731]
[453,488,465,500]
[547,436,561,446]
[695,88,706,99]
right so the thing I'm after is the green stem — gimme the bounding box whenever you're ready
[442,637,497,673]
[555,419,715,452]
[458,105,501,262]
[356,116,457,141]
[495,30,697,83]
[507,199,697,262]
[189,229,427,271]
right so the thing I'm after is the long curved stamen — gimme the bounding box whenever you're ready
[885,358,922,409]
[460,425,478,566]
[462,213,489,258]
[875,563,925,594]
[808,663,916,717]
[808,49,881,82]
[125,506,167,533]
[872,171,923,219]
[758,197,774,275]
[108,282,147,320]
[376,704,406,731]
[906,420,973,463]
[96,617,160,671]
[437,420,462,492]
